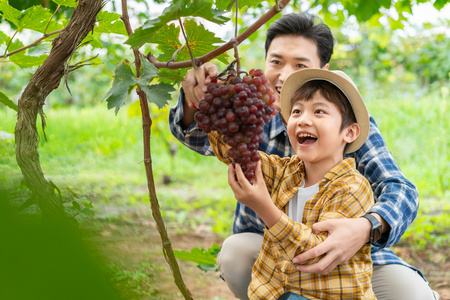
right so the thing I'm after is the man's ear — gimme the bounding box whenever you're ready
[343,123,360,144]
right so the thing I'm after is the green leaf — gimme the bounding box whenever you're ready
[95,11,127,36]
[0,0,21,28]
[52,0,77,7]
[433,0,449,10]
[215,0,263,10]
[152,20,228,66]
[0,30,9,46]
[138,57,159,84]
[103,60,138,114]
[0,91,18,111]
[9,52,47,68]
[140,83,175,109]
[173,247,217,266]
[126,0,229,49]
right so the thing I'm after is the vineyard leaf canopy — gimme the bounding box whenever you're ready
[103,59,175,114]
[152,20,229,65]
[125,0,229,49]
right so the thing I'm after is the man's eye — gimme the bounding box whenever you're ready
[297,64,307,69]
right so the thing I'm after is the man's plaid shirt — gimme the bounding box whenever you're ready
[209,131,376,299]
[169,90,421,274]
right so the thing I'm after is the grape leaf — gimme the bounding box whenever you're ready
[140,83,175,109]
[95,11,127,36]
[52,0,77,7]
[216,0,264,10]
[103,59,170,113]
[152,21,228,66]
[0,0,21,27]
[103,60,137,114]
[0,30,9,46]
[137,57,159,83]
[9,52,47,68]
[433,0,448,9]
[0,91,18,111]
[173,246,217,265]
[126,0,229,49]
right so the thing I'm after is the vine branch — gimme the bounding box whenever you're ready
[146,0,290,69]
[120,0,193,299]
[1,29,64,58]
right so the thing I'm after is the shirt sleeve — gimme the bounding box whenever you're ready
[267,174,373,263]
[352,115,419,248]
[168,88,215,156]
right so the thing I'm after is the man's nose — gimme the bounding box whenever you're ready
[279,65,296,83]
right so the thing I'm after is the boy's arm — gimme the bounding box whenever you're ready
[267,175,374,264]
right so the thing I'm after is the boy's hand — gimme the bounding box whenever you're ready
[228,161,281,228]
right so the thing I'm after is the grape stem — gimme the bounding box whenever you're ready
[232,40,241,74]
[179,18,198,69]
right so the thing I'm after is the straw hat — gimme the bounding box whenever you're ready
[280,69,369,153]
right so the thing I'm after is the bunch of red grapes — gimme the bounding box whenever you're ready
[194,68,277,183]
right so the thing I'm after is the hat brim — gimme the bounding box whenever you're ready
[280,69,370,153]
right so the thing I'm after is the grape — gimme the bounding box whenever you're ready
[194,68,277,183]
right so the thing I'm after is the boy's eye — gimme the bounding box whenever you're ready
[315,109,325,114]
[291,109,301,114]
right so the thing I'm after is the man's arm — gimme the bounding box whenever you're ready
[355,116,418,247]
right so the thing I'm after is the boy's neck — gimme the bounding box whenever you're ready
[303,156,345,187]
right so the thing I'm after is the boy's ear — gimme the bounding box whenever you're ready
[343,123,360,144]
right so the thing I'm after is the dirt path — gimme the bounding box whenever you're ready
[82,207,450,300]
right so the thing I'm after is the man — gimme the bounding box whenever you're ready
[169,13,439,300]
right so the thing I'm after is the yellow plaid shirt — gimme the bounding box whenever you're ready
[209,131,375,300]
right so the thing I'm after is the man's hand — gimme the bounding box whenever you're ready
[182,62,219,108]
[228,161,281,228]
[292,218,371,274]
[180,62,219,129]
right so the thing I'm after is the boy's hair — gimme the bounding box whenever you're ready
[265,13,334,67]
[292,80,357,132]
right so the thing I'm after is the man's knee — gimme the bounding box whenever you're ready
[217,233,264,300]
[372,264,439,300]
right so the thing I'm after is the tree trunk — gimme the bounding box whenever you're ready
[14,0,103,220]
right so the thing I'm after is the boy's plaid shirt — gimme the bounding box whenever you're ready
[209,131,375,299]
[169,91,421,275]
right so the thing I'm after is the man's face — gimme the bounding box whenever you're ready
[264,35,329,111]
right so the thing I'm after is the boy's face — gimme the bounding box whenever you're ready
[264,35,329,111]
[287,92,357,165]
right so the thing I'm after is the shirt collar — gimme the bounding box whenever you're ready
[323,157,356,183]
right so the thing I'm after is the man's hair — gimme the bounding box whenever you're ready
[265,13,334,67]
[291,80,357,131]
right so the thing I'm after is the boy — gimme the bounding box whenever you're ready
[209,69,375,299]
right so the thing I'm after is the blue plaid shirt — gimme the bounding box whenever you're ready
[169,89,421,273]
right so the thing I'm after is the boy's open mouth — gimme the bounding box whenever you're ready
[297,133,317,145]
